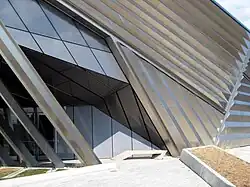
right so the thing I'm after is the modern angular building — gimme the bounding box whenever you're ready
[0,0,250,167]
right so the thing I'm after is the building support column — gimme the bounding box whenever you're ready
[0,79,64,168]
[0,21,100,165]
[0,145,15,166]
[0,112,38,167]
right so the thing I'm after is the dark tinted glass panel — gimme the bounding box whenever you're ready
[135,96,166,149]
[9,0,59,38]
[117,86,150,142]
[105,93,131,130]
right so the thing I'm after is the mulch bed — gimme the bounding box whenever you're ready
[192,146,250,187]
[0,168,19,178]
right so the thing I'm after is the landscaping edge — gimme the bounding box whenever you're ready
[180,146,235,187]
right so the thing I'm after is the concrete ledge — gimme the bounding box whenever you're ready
[112,150,167,161]
[180,147,235,187]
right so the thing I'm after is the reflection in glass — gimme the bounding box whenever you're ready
[7,28,41,52]
[135,96,165,149]
[105,93,131,130]
[0,0,27,30]
[92,49,127,82]
[77,23,110,52]
[117,86,150,142]
[9,0,59,38]
[41,2,87,46]
[33,34,75,64]
[65,42,104,74]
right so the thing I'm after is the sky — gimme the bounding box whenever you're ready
[215,0,250,29]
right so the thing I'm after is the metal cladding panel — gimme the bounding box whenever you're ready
[116,44,223,154]
[61,0,250,110]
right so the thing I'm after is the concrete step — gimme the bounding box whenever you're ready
[112,150,168,161]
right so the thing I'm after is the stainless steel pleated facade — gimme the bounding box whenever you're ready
[61,0,250,109]
[113,44,223,155]
[1,0,250,163]
[55,0,250,152]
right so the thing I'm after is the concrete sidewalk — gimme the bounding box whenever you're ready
[228,146,250,163]
[0,157,208,187]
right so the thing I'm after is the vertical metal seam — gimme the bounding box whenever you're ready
[160,73,204,145]
[115,91,133,150]
[140,62,190,147]
[133,90,153,149]
[132,92,168,150]
[182,92,213,142]
[91,105,94,149]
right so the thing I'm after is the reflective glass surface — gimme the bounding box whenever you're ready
[77,23,110,52]
[9,0,59,38]
[41,2,87,46]
[0,0,27,30]
[65,42,104,74]
[92,49,127,82]
[7,27,41,52]
[117,86,150,142]
[33,34,75,64]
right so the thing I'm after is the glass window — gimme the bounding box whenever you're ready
[74,106,93,148]
[0,0,27,30]
[92,107,112,158]
[33,34,75,64]
[40,2,87,46]
[65,42,104,74]
[117,86,150,142]
[105,93,131,130]
[7,27,41,52]
[92,49,127,82]
[76,23,110,52]
[135,95,166,149]
[9,0,59,38]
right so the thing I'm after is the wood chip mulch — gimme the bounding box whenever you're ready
[192,147,250,187]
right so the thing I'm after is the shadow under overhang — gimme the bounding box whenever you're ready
[0,46,128,108]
